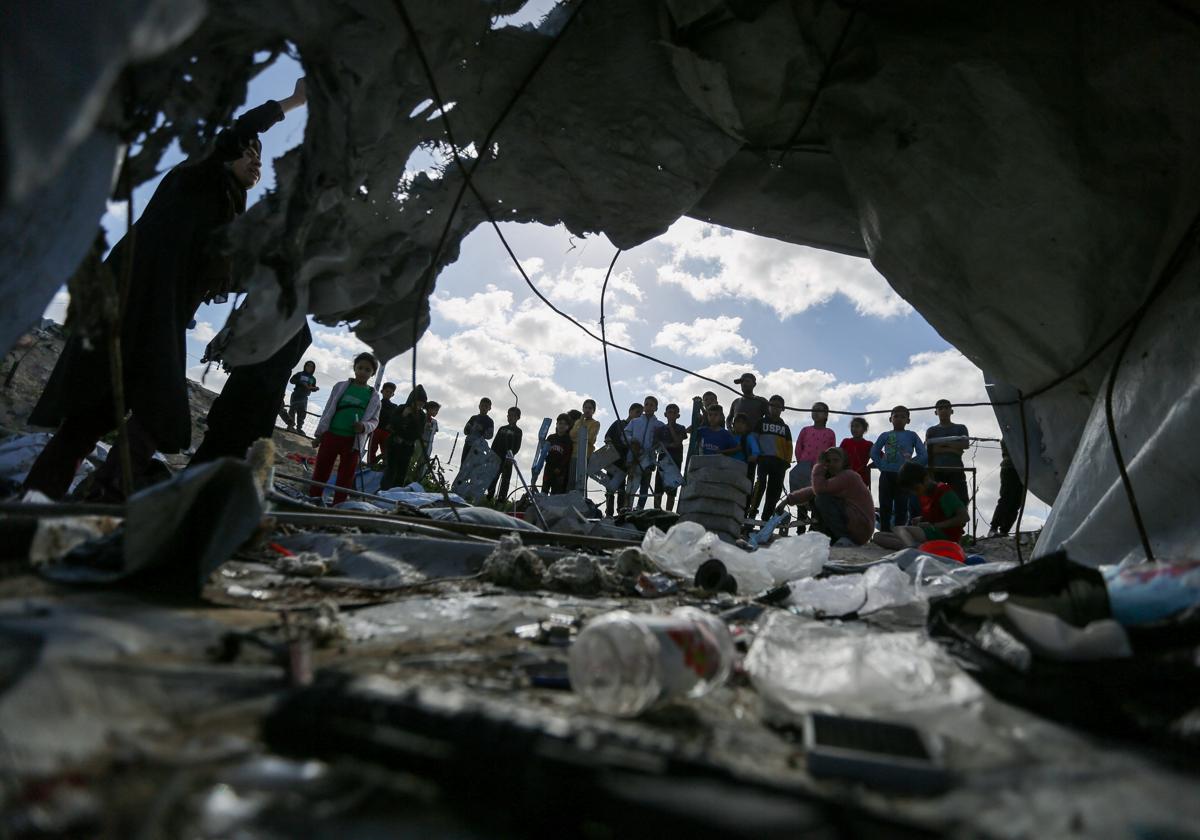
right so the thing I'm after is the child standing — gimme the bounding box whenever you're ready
[368,382,397,467]
[380,385,427,491]
[568,399,601,490]
[287,361,320,434]
[487,406,523,503]
[869,405,928,532]
[624,395,665,510]
[542,413,573,495]
[791,401,835,492]
[461,398,494,467]
[310,353,380,505]
[755,395,792,519]
[697,404,738,455]
[839,416,873,489]
[603,403,641,514]
[414,401,440,481]
[924,398,971,506]
[730,412,762,513]
[654,403,688,511]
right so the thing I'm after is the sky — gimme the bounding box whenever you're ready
[41,7,1048,534]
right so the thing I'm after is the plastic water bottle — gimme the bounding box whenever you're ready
[568,607,735,716]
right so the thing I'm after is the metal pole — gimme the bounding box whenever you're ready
[970,467,977,540]
[275,472,415,506]
[508,453,545,528]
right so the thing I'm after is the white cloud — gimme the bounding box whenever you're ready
[190,321,217,342]
[654,217,912,320]
[431,285,515,326]
[537,264,643,309]
[652,316,756,359]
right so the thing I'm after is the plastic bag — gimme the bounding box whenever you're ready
[642,522,826,593]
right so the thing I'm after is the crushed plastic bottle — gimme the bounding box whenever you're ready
[568,607,736,716]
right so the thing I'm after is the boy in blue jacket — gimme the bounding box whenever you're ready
[869,405,928,532]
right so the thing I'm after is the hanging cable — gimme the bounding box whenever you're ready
[599,249,624,423]
[393,0,589,390]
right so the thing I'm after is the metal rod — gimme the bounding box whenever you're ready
[274,472,451,506]
[507,453,545,528]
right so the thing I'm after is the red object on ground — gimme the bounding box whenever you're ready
[268,542,295,557]
[919,539,966,563]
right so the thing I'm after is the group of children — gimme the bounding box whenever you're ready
[291,357,990,548]
[294,353,443,505]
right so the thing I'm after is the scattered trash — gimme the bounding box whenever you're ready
[33,458,265,595]
[642,522,827,594]
[928,552,1200,749]
[273,552,330,578]
[1102,557,1200,626]
[746,612,983,718]
[634,572,679,598]
[27,515,122,565]
[785,574,869,618]
[694,558,737,594]
[569,607,736,716]
[514,613,579,646]
[746,509,791,548]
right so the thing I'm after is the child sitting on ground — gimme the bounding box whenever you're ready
[309,352,380,506]
[781,447,874,546]
[871,462,968,550]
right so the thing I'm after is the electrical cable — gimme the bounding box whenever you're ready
[394,0,590,391]
[599,249,624,424]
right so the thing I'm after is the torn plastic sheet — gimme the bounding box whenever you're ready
[785,559,1015,618]
[38,457,263,595]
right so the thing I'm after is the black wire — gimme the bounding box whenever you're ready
[599,249,624,424]
[393,0,589,391]
[777,4,859,164]
[1014,391,1029,565]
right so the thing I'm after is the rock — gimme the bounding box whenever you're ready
[543,554,602,596]
[480,534,545,591]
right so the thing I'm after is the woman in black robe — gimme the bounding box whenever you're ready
[25,80,307,499]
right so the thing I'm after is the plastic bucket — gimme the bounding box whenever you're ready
[918,539,966,564]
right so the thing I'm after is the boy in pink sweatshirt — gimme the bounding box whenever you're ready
[782,447,874,546]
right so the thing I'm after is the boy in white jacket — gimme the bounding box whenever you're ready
[309,352,380,505]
